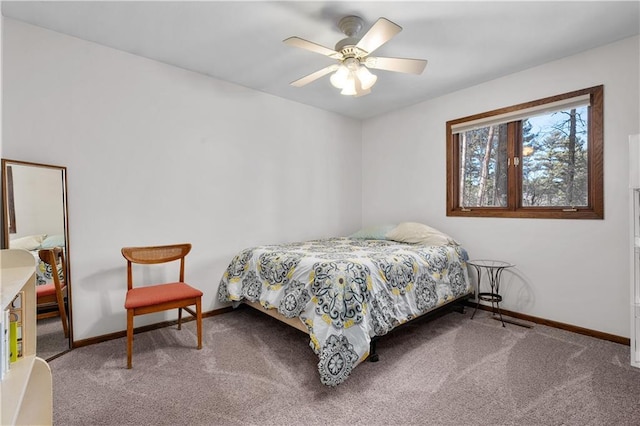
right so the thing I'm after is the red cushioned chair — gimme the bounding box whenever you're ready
[122,243,203,368]
[37,247,69,338]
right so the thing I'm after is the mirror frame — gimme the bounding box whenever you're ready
[1,158,73,352]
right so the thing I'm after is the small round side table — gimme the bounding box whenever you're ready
[468,259,514,327]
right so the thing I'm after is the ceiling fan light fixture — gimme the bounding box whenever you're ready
[330,64,349,89]
[336,64,376,96]
[332,58,377,96]
[357,65,377,90]
[340,75,357,96]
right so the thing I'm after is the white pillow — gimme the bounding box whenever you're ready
[10,234,47,250]
[386,222,459,246]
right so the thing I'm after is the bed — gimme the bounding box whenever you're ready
[9,233,66,285]
[218,222,473,386]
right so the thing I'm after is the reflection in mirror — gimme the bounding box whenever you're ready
[1,159,72,360]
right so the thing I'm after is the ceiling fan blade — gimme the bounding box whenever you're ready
[283,37,342,59]
[290,64,339,87]
[365,57,428,75]
[355,18,402,55]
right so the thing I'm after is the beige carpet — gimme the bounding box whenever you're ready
[37,315,70,361]
[50,307,640,425]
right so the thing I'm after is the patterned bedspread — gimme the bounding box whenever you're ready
[218,237,472,386]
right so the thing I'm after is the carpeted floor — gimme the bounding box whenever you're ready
[37,316,70,361]
[50,307,640,425]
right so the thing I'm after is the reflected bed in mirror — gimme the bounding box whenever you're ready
[1,159,73,360]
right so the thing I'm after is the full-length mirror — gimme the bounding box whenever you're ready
[1,159,72,360]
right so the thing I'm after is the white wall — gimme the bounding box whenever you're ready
[2,19,363,340]
[362,35,640,338]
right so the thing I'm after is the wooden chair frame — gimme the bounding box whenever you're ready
[37,247,69,338]
[122,243,202,369]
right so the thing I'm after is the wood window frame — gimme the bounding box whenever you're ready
[446,85,604,219]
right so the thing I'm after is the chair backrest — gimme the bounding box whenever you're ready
[121,243,191,291]
[38,247,66,290]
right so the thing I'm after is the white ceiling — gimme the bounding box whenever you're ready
[2,1,639,120]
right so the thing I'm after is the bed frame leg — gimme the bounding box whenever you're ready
[369,339,379,362]
[367,296,471,364]
[452,302,466,314]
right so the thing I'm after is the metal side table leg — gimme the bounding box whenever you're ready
[489,266,506,327]
[470,265,482,320]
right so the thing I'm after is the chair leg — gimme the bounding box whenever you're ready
[127,310,134,369]
[178,307,183,330]
[196,298,202,350]
[55,289,69,339]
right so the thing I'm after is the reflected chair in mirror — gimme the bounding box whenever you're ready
[36,247,69,338]
[122,243,203,369]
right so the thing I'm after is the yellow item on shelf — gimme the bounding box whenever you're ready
[9,318,17,363]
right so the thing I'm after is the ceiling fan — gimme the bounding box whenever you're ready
[284,15,428,97]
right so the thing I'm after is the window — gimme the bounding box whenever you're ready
[446,85,603,219]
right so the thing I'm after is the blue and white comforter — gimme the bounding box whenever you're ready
[218,237,472,386]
